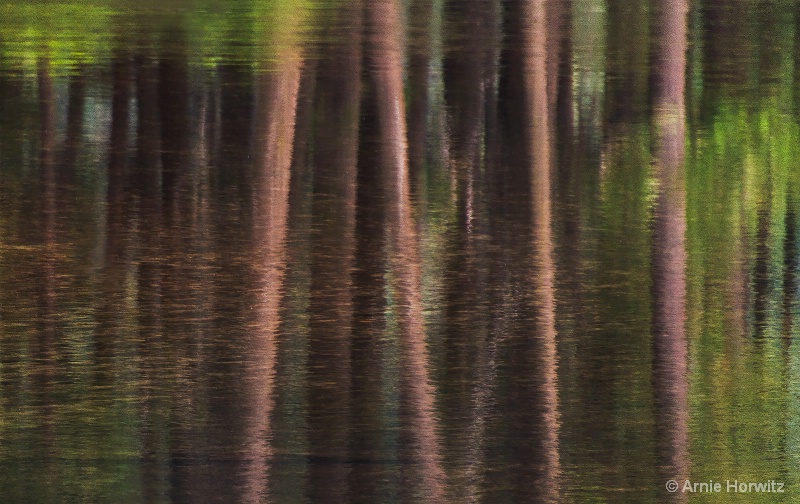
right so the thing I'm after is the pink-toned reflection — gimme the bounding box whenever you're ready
[651,0,689,501]
[524,0,560,499]
[245,48,303,502]
[367,0,445,500]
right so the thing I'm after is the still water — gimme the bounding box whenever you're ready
[1,0,799,502]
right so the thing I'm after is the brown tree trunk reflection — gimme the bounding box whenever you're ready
[522,0,560,500]
[159,41,198,500]
[367,0,445,500]
[62,64,86,182]
[133,43,162,201]
[94,51,133,391]
[244,45,303,503]
[306,1,362,502]
[443,0,495,234]
[34,56,58,499]
[107,53,132,256]
[350,88,389,504]
[218,62,254,191]
[485,1,562,501]
[130,33,176,502]
[158,29,191,213]
[133,38,169,502]
[651,0,689,500]
[289,63,318,211]
[408,0,433,184]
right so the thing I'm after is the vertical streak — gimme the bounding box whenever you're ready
[35,55,58,493]
[366,0,445,500]
[651,0,689,499]
[133,41,162,201]
[307,1,362,502]
[440,2,493,497]
[133,39,168,502]
[408,0,434,183]
[443,0,493,233]
[108,54,132,253]
[524,0,560,499]
[158,30,190,213]
[95,52,133,395]
[63,64,86,182]
[245,48,303,503]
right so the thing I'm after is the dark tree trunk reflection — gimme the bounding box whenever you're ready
[350,75,390,504]
[481,1,563,502]
[134,40,162,201]
[94,51,133,395]
[782,198,798,352]
[131,34,172,502]
[62,64,86,182]
[219,62,255,191]
[408,0,434,184]
[107,52,132,251]
[158,29,191,212]
[306,1,362,502]
[34,55,58,502]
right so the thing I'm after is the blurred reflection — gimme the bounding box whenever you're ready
[443,0,494,230]
[439,2,497,499]
[244,37,304,504]
[134,35,169,500]
[651,0,689,501]
[524,0,561,499]
[481,1,562,502]
[93,49,132,412]
[1,2,799,502]
[62,64,86,181]
[407,0,434,182]
[158,28,191,211]
[349,58,389,504]
[368,0,445,501]
[33,56,59,503]
[107,51,133,254]
[133,37,162,199]
[306,1,361,502]
[218,62,255,192]
[572,0,606,148]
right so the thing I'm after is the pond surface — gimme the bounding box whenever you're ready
[1,0,799,502]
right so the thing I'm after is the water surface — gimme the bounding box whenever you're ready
[1,0,799,502]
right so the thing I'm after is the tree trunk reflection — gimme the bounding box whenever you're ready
[34,55,59,502]
[158,29,191,213]
[367,0,445,500]
[245,40,303,503]
[63,64,86,183]
[307,1,362,502]
[525,0,561,499]
[651,0,689,500]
